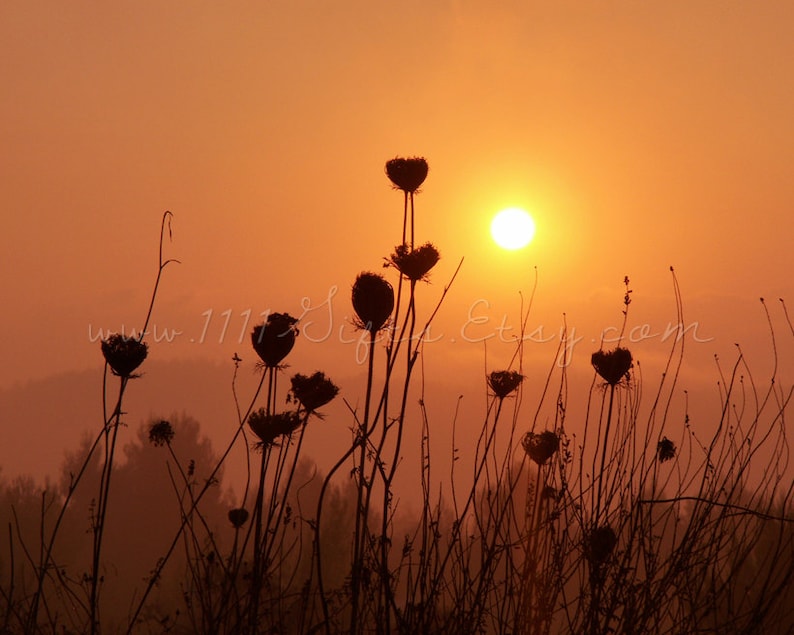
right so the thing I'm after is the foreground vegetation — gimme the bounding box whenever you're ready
[3,159,794,634]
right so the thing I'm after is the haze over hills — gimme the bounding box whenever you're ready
[0,355,465,497]
[0,357,364,495]
[3,303,790,499]
[0,359,234,485]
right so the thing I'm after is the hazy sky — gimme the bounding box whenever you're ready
[3,2,794,485]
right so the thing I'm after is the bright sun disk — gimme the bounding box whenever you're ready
[490,208,536,250]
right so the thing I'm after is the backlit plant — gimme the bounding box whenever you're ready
[6,164,794,635]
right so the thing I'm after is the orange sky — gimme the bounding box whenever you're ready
[2,2,794,486]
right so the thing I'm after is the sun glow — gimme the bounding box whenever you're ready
[490,208,536,250]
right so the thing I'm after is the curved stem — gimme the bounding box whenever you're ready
[139,211,180,339]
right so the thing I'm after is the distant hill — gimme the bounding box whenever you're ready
[0,356,367,496]
[0,358,250,486]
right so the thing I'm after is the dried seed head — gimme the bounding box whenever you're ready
[587,525,617,565]
[591,347,633,386]
[389,242,440,281]
[385,156,429,193]
[290,371,339,413]
[148,420,175,447]
[228,508,249,528]
[251,313,298,367]
[487,370,524,399]
[522,430,560,465]
[657,436,676,463]
[101,333,148,377]
[247,409,302,447]
[352,272,394,333]
[541,485,558,501]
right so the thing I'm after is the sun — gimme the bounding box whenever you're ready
[490,208,536,250]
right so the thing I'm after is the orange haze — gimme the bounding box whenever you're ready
[2,2,794,490]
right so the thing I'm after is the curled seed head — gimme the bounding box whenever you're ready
[388,242,440,281]
[591,347,633,386]
[522,430,560,465]
[385,156,429,193]
[487,370,524,399]
[101,333,148,378]
[290,372,339,413]
[247,409,302,447]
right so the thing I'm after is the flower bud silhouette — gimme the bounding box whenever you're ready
[385,156,429,193]
[487,370,524,399]
[389,242,440,281]
[522,430,560,465]
[228,508,249,528]
[291,372,339,413]
[251,313,298,367]
[101,333,148,377]
[591,347,633,386]
[352,272,394,333]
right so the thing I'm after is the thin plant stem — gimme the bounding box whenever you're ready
[350,329,377,635]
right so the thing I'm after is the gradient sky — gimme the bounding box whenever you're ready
[2,2,794,486]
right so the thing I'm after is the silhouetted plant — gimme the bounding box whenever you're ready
[248,410,302,447]
[17,212,178,635]
[251,312,299,367]
[228,507,249,528]
[388,241,440,281]
[148,419,175,447]
[385,156,428,194]
[86,213,178,634]
[10,163,794,635]
[100,334,148,378]
[487,369,524,399]
[351,271,394,333]
[290,371,339,414]
[586,524,617,566]
[657,436,676,463]
[522,430,560,466]
[591,346,633,386]
[309,155,470,635]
